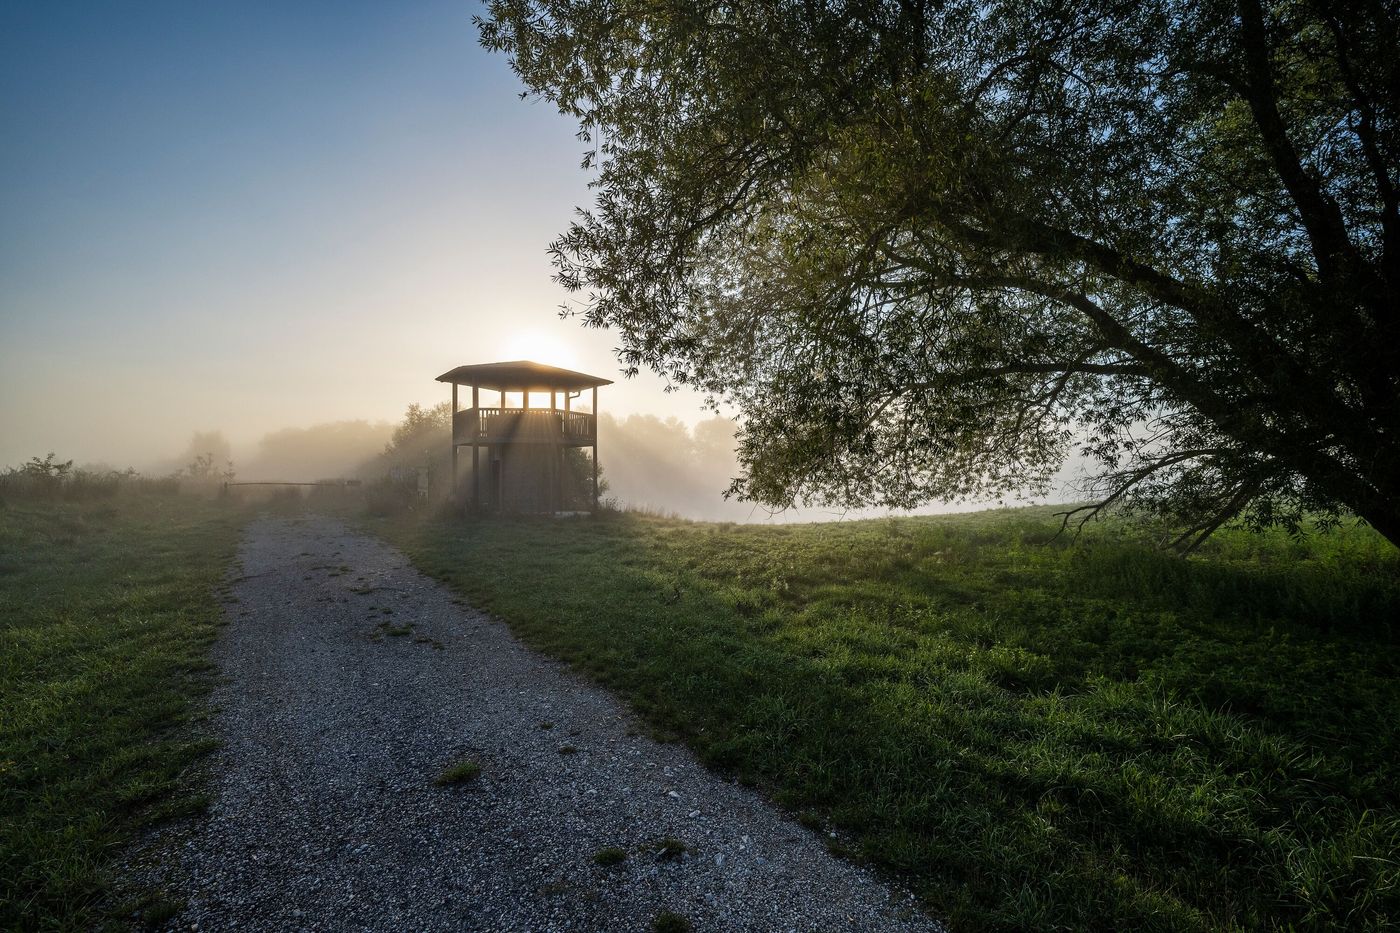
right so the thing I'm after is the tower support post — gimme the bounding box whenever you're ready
[591,386,599,511]
[471,385,480,510]
[450,383,459,503]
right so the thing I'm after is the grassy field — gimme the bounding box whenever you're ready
[376,506,1400,932]
[0,494,243,930]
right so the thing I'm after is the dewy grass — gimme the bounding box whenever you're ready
[652,836,690,862]
[0,494,243,930]
[434,759,482,785]
[651,909,692,933]
[373,506,1400,932]
[593,846,628,866]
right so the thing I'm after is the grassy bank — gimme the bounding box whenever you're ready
[376,507,1400,931]
[0,495,243,930]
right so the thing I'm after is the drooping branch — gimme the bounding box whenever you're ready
[1172,477,1265,554]
[1054,447,1233,535]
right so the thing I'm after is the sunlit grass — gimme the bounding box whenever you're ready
[0,495,242,930]
[376,506,1400,931]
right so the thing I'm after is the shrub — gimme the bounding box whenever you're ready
[0,456,173,502]
[364,476,422,517]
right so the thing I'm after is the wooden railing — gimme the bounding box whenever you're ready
[453,407,596,445]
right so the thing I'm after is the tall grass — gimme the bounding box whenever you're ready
[0,457,183,504]
[375,506,1400,931]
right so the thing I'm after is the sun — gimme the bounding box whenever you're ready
[501,328,581,370]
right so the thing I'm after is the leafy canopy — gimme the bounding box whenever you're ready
[480,0,1400,549]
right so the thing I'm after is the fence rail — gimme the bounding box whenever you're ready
[223,480,363,487]
[452,407,596,445]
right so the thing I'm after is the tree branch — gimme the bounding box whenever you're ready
[1235,0,1364,286]
[1316,4,1400,290]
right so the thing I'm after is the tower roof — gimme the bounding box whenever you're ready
[435,360,614,392]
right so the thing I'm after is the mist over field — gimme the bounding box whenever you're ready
[26,403,1078,521]
[106,410,758,520]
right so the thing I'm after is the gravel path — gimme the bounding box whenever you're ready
[126,516,944,932]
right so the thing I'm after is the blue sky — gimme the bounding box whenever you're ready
[0,1,690,467]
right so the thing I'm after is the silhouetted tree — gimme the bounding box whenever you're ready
[176,431,233,478]
[384,403,453,457]
[170,431,235,483]
[480,0,1400,549]
[374,402,454,496]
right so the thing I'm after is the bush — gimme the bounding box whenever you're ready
[364,476,423,517]
[305,479,363,510]
[266,487,304,512]
[0,455,189,505]
[130,476,181,497]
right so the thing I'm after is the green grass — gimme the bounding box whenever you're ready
[0,494,243,931]
[434,759,482,785]
[593,846,628,866]
[374,506,1400,931]
[651,910,692,933]
[651,836,690,861]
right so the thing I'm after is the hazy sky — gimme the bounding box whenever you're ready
[0,0,698,469]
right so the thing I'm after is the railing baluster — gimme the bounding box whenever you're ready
[455,406,593,444]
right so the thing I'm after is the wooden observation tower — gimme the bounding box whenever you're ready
[436,360,612,513]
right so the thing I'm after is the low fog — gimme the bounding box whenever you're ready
[46,402,1080,522]
[131,408,758,521]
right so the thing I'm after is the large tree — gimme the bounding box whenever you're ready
[480,0,1400,548]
